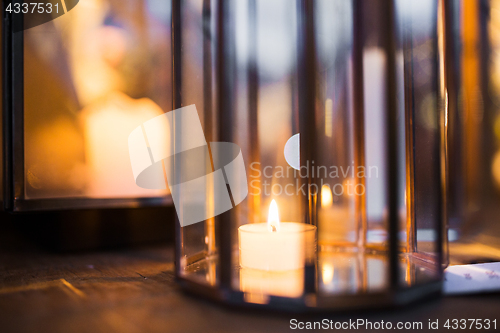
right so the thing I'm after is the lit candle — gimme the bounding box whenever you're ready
[238,199,317,271]
[81,92,170,198]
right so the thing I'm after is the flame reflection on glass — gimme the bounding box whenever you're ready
[321,185,334,208]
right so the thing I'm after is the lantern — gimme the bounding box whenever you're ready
[444,0,500,267]
[173,0,443,311]
[2,0,173,211]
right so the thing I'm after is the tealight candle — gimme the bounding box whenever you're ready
[238,200,317,271]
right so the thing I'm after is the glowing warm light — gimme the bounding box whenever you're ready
[82,92,169,197]
[321,185,333,208]
[325,98,333,137]
[241,268,304,299]
[322,262,334,284]
[318,185,352,243]
[267,199,280,232]
[239,200,317,271]
[492,151,500,187]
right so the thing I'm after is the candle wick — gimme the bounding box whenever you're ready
[271,225,277,232]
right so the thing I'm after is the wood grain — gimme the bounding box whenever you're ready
[0,245,499,333]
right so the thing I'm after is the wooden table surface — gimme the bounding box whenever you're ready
[0,245,499,333]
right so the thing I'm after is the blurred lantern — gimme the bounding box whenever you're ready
[173,0,443,311]
[443,0,500,267]
[2,0,173,211]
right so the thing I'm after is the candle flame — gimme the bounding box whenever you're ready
[267,199,280,232]
[321,185,333,208]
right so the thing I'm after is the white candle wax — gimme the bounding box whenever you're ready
[238,222,316,271]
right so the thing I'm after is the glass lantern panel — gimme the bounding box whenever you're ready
[176,0,219,286]
[447,0,500,265]
[23,0,171,201]
[314,0,392,294]
[481,0,500,257]
[314,0,356,249]
[396,0,442,286]
[232,0,308,299]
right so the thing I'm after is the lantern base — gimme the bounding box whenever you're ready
[177,250,442,312]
